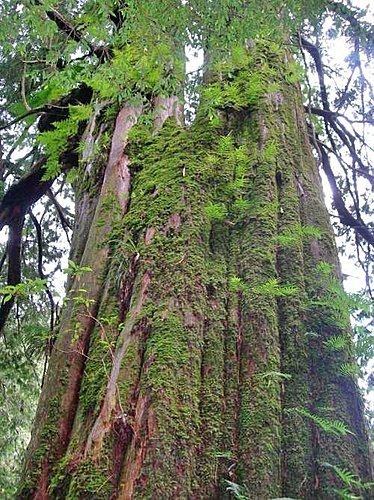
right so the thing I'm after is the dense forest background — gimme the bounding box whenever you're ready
[0,0,373,498]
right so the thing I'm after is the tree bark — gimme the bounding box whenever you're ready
[19,42,372,499]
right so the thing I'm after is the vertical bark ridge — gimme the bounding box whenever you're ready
[68,100,111,282]
[275,99,314,496]
[193,224,228,497]
[55,116,217,498]
[219,229,241,494]
[117,121,209,498]
[237,109,282,498]
[18,103,142,498]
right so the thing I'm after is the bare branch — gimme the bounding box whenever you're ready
[0,156,52,231]
[32,1,111,61]
[0,217,24,333]
[21,62,32,112]
[305,106,374,126]
[28,210,55,333]
[46,188,72,244]
[0,106,47,131]
[312,135,374,247]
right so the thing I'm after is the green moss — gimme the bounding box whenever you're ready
[116,338,141,405]
[78,330,115,414]
[116,114,234,497]
[17,394,63,496]
[223,44,297,498]
[66,459,112,499]
[264,84,315,496]
[297,94,372,492]
[49,453,113,499]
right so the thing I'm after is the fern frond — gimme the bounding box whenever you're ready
[251,278,298,297]
[224,480,250,500]
[293,408,354,436]
[276,224,322,247]
[258,371,292,387]
[204,202,227,221]
[339,363,360,378]
[323,335,348,351]
[333,488,361,500]
[315,261,333,276]
[229,276,247,292]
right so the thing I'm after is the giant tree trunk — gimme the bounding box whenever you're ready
[19,42,372,499]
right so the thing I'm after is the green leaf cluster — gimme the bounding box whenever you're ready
[63,259,93,277]
[86,44,183,101]
[0,278,47,304]
[38,104,93,180]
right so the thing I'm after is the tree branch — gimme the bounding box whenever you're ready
[0,156,52,231]
[47,188,73,231]
[304,106,374,125]
[0,217,24,333]
[32,1,111,61]
[312,135,374,247]
[28,210,55,333]
[0,106,47,131]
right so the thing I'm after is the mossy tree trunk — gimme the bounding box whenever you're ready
[19,43,372,499]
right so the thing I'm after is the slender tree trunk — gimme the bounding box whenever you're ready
[19,42,372,499]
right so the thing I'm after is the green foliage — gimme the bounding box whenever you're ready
[251,278,298,298]
[354,323,374,370]
[292,408,354,436]
[323,463,361,488]
[229,276,298,297]
[339,363,360,379]
[284,60,305,84]
[322,462,374,499]
[86,44,183,101]
[258,371,292,387]
[229,276,247,293]
[204,202,228,221]
[38,104,92,180]
[0,306,48,497]
[224,480,250,500]
[0,278,47,303]
[261,139,279,163]
[201,52,279,118]
[202,131,257,224]
[66,289,95,310]
[334,489,361,500]
[276,224,322,247]
[63,259,93,278]
[309,261,373,328]
[315,260,333,276]
[323,335,348,351]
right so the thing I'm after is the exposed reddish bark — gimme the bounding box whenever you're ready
[118,396,155,499]
[34,460,49,500]
[85,272,151,458]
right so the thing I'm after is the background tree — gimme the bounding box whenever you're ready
[0,0,373,498]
